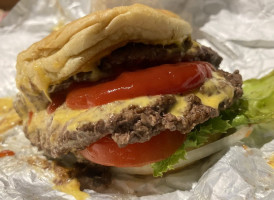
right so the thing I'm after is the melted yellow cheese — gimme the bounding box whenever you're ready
[28,71,235,133]
[0,98,13,115]
[196,90,230,109]
[28,96,164,133]
[170,96,188,117]
[0,98,22,134]
[53,108,86,126]
[195,72,234,109]
[54,179,89,200]
[66,96,161,131]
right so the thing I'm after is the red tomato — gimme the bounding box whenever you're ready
[66,61,213,109]
[47,81,93,114]
[80,130,187,167]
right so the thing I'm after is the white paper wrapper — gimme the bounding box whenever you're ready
[0,0,274,199]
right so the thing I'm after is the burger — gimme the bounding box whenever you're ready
[14,4,249,177]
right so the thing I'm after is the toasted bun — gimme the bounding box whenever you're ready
[16,4,191,111]
[111,126,253,175]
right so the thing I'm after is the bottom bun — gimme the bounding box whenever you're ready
[111,126,253,175]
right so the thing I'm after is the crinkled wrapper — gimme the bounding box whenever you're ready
[0,0,274,199]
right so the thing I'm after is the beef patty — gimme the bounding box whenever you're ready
[24,69,242,158]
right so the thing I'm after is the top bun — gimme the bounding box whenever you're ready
[15,4,192,111]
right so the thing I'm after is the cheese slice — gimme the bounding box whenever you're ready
[28,72,234,133]
[195,72,234,109]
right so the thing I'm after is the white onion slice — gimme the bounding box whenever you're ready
[111,126,253,175]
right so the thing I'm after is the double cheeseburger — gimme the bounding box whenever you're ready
[14,4,246,176]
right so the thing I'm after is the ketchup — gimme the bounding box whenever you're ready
[0,150,15,158]
[28,112,33,125]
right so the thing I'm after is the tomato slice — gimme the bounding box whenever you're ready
[80,130,187,167]
[66,61,213,109]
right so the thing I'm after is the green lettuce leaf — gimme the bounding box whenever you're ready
[151,144,187,177]
[152,70,274,177]
[240,70,274,123]
[152,117,232,176]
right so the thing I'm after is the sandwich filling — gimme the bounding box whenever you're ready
[15,4,274,176]
[15,36,242,168]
